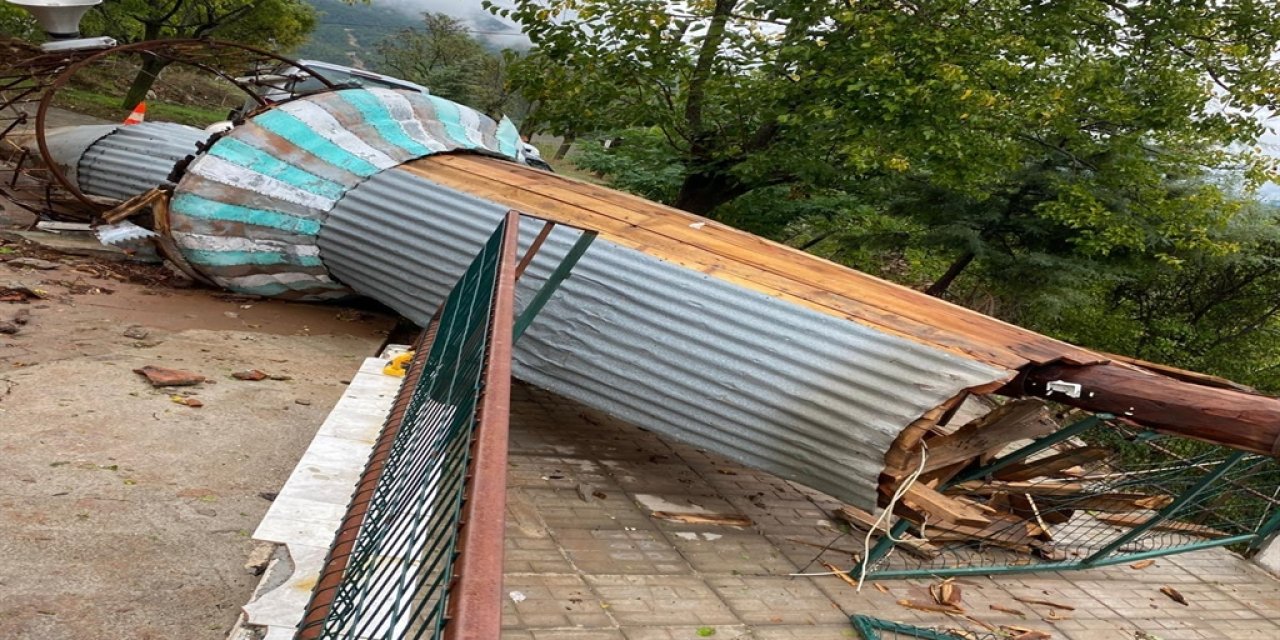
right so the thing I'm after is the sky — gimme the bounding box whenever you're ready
[373,0,524,33]
[376,0,488,14]
[373,0,530,45]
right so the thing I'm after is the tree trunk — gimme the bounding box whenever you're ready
[674,168,747,216]
[683,0,737,136]
[1015,361,1280,458]
[553,134,575,160]
[518,101,540,138]
[925,250,976,297]
[122,55,171,111]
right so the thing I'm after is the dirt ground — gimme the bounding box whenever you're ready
[0,233,395,639]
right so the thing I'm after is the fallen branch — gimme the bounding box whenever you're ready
[989,604,1026,617]
[1012,596,1075,611]
[821,562,859,590]
[650,511,752,527]
[898,598,964,614]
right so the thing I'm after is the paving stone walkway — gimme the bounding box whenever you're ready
[501,383,1280,640]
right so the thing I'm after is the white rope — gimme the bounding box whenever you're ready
[787,442,930,584]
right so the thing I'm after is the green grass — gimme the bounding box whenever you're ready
[54,88,229,127]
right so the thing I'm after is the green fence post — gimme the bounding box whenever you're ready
[1248,507,1280,553]
[1081,450,1248,566]
[850,615,967,640]
[850,615,883,640]
[852,519,911,579]
[514,230,597,341]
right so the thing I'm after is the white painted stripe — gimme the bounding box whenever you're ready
[369,89,448,153]
[456,107,488,148]
[278,101,399,169]
[189,155,336,212]
[173,233,322,256]
[223,272,336,288]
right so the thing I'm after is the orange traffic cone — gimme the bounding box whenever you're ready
[123,102,146,125]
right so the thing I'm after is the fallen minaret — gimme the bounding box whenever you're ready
[41,88,1280,513]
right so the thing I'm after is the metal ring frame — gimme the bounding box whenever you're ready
[2,38,337,214]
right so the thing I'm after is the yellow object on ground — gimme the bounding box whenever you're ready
[383,352,413,377]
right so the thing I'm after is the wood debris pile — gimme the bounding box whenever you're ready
[841,398,1227,566]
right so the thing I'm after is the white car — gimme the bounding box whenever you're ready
[223,60,431,123]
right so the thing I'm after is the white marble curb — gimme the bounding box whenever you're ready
[229,349,407,639]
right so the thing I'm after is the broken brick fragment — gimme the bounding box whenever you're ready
[133,365,205,387]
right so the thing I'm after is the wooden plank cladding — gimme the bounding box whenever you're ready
[400,154,1104,372]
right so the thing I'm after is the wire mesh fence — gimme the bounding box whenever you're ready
[297,213,518,640]
[850,615,1002,640]
[859,415,1280,580]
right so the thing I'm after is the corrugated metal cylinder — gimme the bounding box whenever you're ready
[319,170,1005,509]
[69,123,208,200]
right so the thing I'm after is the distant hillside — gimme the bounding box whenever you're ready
[293,0,419,70]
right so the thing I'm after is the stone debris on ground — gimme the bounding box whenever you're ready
[0,282,42,301]
[231,369,269,381]
[0,231,395,639]
[4,257,58,270]
[122,325,149,340]
[0,307,30,334]
[243,543,276,576]
[133,365,206,387]
[170,395,204,408]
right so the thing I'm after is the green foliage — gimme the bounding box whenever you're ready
[375,12,521,118]
[1039,204,1280,393]
[573,131,685,204]
[77,0,318,108]
[498,0,1280,389]
[55,87,230,127]
[0,4,39,40]
[86,0,316,48]
[496,0,1280,238]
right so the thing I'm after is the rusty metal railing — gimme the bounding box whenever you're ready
[297,211,520,640]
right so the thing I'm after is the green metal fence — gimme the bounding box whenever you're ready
[857,415,1280,580]
[298,213,520,640]
[850,615,997,640]
[295,212,597,640]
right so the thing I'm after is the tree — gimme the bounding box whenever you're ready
[0,4,39,41]
[84,0,318,109]
[376,12,520,118]
[378,14,486,104]
[1041,203,1280,393]
[503,44,635,155]
[494,0,783,213]
[494,0,1280,296]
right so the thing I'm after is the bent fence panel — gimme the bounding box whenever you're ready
[297,211,520,640]
[858,416,1280,581]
